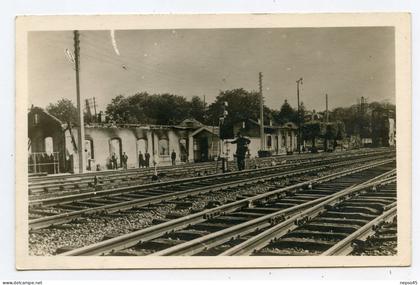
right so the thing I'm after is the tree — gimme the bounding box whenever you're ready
[274,99,297,125]
[298,101,306,126]
[105,94,136,123]
[46,98,79,125]
[329,101,395,140]
[205,88,274,125]
[319,121,346,151]
[334,121,346,149]
[321,122,337,151]
[189,96,206,123]
[302,121,321,150]
[371,106,390,147]
[143,94,191,125]
[105,92,192,125]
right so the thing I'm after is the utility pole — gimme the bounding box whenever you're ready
[85,99,92,121]
[325,93,329,150]
[296,77,303,154]
[325,93,329,123]
[259,72,264,151]
[93,97,97,118]
[74,30,86,173]
[361,96,364,114]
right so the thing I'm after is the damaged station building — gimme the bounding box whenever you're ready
[27,106,299,174]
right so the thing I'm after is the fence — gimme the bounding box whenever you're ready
[28,152,60,174]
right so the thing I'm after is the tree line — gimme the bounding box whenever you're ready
[45,88,395,148]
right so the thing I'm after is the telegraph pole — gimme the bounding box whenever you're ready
[74,30,86,173]
[93,97,97,118]
[296,77,303,154]
[325,93,329,123]
[325,93,329,150]
[85,99,92,120]
[259,72,264,151]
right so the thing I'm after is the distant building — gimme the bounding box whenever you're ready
[304,109,324,123]
[230,118,298,158]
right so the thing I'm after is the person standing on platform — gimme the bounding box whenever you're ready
[171,150,177,166]
[93,175,100,190]
[111,153,118,169]
[230,132,250,171]
[122,152,128,169]
[145,152,150,168]
[49,153,55,174]
[138,151,145,168]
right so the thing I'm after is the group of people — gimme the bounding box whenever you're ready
[106,135,248,172]
[109,150,177,170]
[138,151,151,168]
[110,152,129,169]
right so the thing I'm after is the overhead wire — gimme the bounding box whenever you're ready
[80,33,192,79]
[55,31,242,108]
[79,31,227,87]
[79,37,196,88]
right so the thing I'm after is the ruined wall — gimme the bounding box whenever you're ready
[66,126,193,172]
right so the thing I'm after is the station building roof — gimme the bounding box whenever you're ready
[28,107,218,132]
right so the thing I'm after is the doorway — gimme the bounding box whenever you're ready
[109,138,122,168]
[198,137,209,162]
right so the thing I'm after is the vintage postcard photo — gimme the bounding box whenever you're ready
[15,13,411,269]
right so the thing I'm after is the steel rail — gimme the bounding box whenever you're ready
[219,175,396,256]
[30,151,394,207]
[29,163,328,230]
[28,151,312,188]
[28,160,237,193]
[320,203,397,256]
[29,155,324,206]
[30,155,394,230]
[59,158,394,256]
[28,150,391,196]
[28,164,213,193]
[29,149,386,183]
[29,161,214,183]
[149,169,396,256]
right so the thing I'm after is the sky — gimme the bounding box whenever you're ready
[28,27,395,113]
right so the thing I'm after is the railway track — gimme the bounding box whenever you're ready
[58,158,395,256]
[28,151,394,230]
[29,160,223,195]
[320,205,397,256]
[347,214,398,256]
[30,150,392,206]
[224,178,396,256]
[28,149,388,197]
[29,149,373,183]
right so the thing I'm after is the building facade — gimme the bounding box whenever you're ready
[28,107,298,174]
[228,119,298,159]
[28,107,223,174]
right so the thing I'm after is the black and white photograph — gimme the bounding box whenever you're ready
[15,14,411,269]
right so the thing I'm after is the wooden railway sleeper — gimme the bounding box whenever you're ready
[324,204,337,211]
